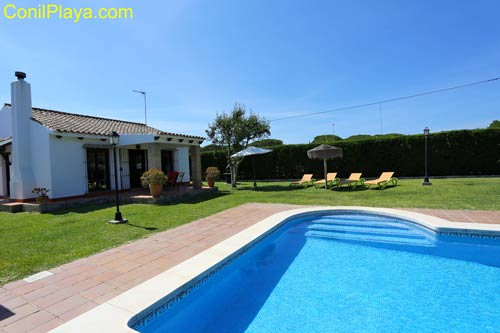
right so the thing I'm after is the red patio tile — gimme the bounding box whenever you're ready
[0,303,39,328]
[22,285,60,302]
[2,281,27,291]
[45,295,90,316]
[2,310,55,333]
[79,283,116,300]
[27,317,64,333]
[30,289,73,309]
[57,302,97,322]
[0,296,28,311]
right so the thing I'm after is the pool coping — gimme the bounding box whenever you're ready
[50,206,500,333]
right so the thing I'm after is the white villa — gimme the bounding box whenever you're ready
[0,72,204,201]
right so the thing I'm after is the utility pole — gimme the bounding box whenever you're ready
[132,90,147,125]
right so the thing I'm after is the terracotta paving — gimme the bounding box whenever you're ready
[1,203,499,332]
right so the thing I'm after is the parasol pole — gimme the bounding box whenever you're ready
[323,158,328,190]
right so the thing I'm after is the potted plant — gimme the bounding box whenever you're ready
[32,187,50,205]
[141,169,168,198]
[205,167,220,188]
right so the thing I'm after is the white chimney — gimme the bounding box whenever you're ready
[10,71,35,200]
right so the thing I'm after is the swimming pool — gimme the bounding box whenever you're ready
[130,212,500,332]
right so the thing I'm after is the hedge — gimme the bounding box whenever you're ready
[201,129,500,179]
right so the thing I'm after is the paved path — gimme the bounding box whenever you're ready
[1,204,499,332]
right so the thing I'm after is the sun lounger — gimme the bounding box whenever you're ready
[336,173,364,189]
[364,172,398,189]
[314,173,339,188]
[290,174,314,188]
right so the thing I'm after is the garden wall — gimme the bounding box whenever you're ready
[201,129,500,179]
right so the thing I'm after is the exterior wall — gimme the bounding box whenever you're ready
[0,106,12,195]
[30,122,51,197]
[0,155,5,196]
[48,136,89,198]
[0,106,12,138]
[0,145,11,196]
[175,146,190,182]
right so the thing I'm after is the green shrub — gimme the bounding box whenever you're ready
[202,129,500,179]
[141,169,168,187]
[311,135,343,144]
[251,138,284,148]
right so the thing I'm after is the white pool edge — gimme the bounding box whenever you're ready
[50,206,500,333]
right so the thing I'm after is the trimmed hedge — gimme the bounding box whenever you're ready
[201,129,500,179]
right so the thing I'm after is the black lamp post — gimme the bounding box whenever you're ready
[109,131,128,224]
[422,127,432,186]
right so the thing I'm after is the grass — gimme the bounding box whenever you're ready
[0,177,499,285]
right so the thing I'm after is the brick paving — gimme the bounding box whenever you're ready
[1,203,499,332]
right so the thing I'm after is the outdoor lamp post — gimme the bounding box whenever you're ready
[109,131,128,224]
[422,127,432,186]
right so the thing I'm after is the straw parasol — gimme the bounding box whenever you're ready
[307,144,343,189]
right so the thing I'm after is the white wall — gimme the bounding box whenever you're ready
[30,122,51,197]
[0,106,12,196]
[48,136,88,198]
[0,106,12,138]
[0,153,7,196]
[175,146,190,182]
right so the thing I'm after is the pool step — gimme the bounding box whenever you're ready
[310,218,410,231]
[307,224,426,239]
[305,216,434,248]
[305,230,434,247]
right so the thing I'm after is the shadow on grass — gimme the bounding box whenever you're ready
[236,185,300,192]
[175,190,231,204]
[125,223,158,231]
[47,191,231,215]
[331,186,369,192]
[48,202,117,215]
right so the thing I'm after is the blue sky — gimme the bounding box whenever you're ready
[1,0,499,144]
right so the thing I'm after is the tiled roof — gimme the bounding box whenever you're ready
[3,104,204,140]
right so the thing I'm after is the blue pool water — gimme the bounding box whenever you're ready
[132,213,500,332]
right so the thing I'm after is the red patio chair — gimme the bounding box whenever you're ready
[166,171,179,188]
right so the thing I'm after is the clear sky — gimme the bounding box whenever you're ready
[1,0,499,144]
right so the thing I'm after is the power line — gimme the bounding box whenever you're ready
[270,77,500,122]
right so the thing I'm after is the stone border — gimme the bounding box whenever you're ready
[50,206,500,333]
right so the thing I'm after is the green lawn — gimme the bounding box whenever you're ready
[0,177,499,285]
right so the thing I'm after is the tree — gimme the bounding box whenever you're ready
[206,104,270,187]
[252,139,284,148]
[344,134,372,141]
[200,144,223,152]
[311,135,343,144]
[488,120,500,129]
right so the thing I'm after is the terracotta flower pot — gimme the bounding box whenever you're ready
[149,184,163,198]
[207,178,215,188]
